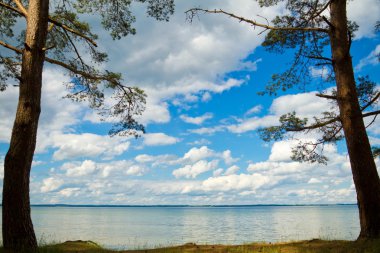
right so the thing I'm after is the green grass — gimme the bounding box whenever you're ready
[30,239,380,253]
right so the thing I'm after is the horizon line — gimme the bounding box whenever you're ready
[23,203,358,207]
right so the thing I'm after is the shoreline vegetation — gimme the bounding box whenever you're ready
[32,239,380,253]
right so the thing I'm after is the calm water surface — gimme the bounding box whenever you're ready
[0,205,359,249]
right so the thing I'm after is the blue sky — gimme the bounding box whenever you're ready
[0,0,379,205]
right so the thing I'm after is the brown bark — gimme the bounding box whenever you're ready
[2,0,49,250]
[329,0,380,239]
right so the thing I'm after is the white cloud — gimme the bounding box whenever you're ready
[134,154,180,168]
[137,98,171,125]
[201,92,212,102]
[50,133,130,161]
[308,178,322,184]
[91,0,287,124]
[237,58,262,72]
[201,173,271,192]
[268,140,295,162]
[40,177,64,193]
[183,146,215,163]
[347,0,380,39]
[143,133,179,146]
[173,160,219,179]
[224,89,335,134]
[60,159,146,178]
[59,188,81,197]
[221,150,239,165]
[187,138,211,146]
[227,115,279,134]
[125,164,146,176]
[188,125,225,135]
[269,91,332,117]
[224,165,240,175]
[245,105,263,116]
[0,69,84,144]
[62,160,97,177]
[213,168,224,177]
[355,44,380,71]
[309,66,331,80]
[180,113,213,125]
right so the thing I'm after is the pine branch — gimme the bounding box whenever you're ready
[286,117,339,132]
[0,39,22,54]
[316,93,337,99]
[361,92,380,111]
[304,55,332,62]
[12,0,27,16]
[309,0,331,22]
[0,1,97,47]
[362,109,380,118]
[186,8,329,33]
[0,38,110,85]
[287,109,380,132]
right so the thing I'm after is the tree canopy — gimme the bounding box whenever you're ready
[0,0,174,137]
[187,0,380,239]
[187,0,379,165]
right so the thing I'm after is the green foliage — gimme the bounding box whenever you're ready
[258,112,308,141]
[356,76,378,108]
[74,0,174,39]
[291,141,328,164]
[259,71,379,164]
[252,0,379,164]
[0,56,20,91]
[0,5,17,38]
[0,0,175,137]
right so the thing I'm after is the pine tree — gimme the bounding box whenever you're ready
[0,0,174,250]
[187,0,380,239]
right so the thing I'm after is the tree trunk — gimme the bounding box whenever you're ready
[2,0,49,250]
[329,0,380,239]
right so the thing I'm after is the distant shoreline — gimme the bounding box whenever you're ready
[23,203,358,208]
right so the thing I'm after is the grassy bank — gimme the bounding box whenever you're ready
[35,239,380,253]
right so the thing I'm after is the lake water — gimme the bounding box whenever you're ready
[1,205,359,249]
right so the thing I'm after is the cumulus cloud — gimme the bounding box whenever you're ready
[309,66,331,80]
[3,0,379,206]
[180,113,213,125]
[40,177,64,193]
[60,159,146,178]
[188,126,225,135]
[201,173,271,192]
[245,105,263,116]
[221,150,239,165]
[183,146,215,163]
[62,160,97,177]
[308,178,322,184]
[173,159,219,179]
[143,133,180,146]
[347,0,380,39]
[0,69,84,144]
[355,44,380,71]
[134,154,180,168]
[59,188,81,197]
[191,89,335,135]
[51,133,130,161]
[89,0,287,124]
[187,138,212,146]
[224,165,240,175]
